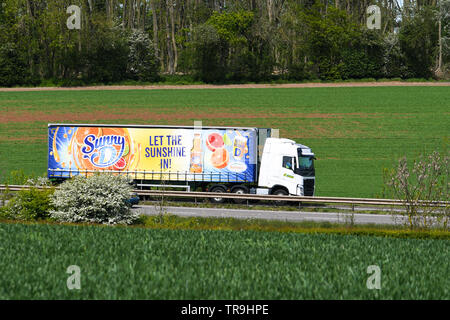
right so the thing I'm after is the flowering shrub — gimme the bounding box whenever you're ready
[127,29,159,82]
[26,176,52,187]
[50,174,139,225]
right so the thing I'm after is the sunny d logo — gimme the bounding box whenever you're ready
[81,134,125,168]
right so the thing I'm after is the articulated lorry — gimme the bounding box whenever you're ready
[48,124,316,203]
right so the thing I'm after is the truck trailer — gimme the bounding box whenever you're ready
[48,124,316,203]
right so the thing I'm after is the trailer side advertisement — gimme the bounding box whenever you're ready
[48,126,257,182]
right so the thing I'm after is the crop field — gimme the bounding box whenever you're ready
[0,86,449,197]
[0,222,448,299]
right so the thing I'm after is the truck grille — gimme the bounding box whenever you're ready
[304,179,315,196]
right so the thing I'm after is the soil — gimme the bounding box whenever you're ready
[0,110,385,124]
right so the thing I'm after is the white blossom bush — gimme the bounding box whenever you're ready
[127,29,159,82]
[50,174,139,225]
[26,176,51,187]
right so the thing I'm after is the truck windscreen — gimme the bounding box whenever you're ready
[296,148,315,177]
[299,156,313,170]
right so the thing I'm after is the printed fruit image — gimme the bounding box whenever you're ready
[71,127,103,171]
[122,143,130,157]
[113,157,127,170]
[223,133,232,146]
[74,127,102,147]
[206,133,224,152]
[70,127,138,173]
[210,147,229,169]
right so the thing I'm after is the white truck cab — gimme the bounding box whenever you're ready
[258,138,315,196]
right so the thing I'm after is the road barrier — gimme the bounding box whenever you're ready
[1,184,448,208]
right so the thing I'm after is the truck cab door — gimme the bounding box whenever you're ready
[278,156,298,194]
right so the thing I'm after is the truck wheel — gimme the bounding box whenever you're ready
[272,189,288,206]
[231,186,248,204]
[209,186,226,204]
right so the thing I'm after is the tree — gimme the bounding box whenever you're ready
[382,32,412,78]
[191,23,225,82]
[83,22,129,83]
[340,29,385,79]
[0,43,35,87]
[437,0,450,77]
[399,6,440,78]
[0,0,447,86]
[302,4,360,80]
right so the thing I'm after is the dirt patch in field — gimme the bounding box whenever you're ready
[1,109,386,124]
[1,135,47,142]
[0,81,449,92]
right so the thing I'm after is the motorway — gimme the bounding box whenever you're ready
[0,200,406,225]
[133,205,408,225]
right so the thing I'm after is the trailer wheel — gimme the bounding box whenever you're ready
[231,186,248,204]
[272,188,288,206]
[209,186,226,204]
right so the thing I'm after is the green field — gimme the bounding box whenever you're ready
[0,222,448,299]
[1,86,449,197]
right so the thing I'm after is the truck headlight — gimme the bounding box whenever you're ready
[297,184,303,196]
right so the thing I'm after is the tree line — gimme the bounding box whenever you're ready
[0,0,449,86]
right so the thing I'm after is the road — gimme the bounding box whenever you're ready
[133,205,408,225]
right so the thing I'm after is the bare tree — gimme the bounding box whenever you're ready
[164,0,175,74]
[151,0,160,60]
[169,0,178,71]
[385,151,449,229]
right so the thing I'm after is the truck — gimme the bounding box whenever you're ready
[48,123,316,203]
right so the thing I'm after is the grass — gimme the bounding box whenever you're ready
[0,221,448,299]
[137,214,450,239]
[140,198,395,215]
[1,86,449,198]
[3,212,448,239]
[1,85,448,300]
